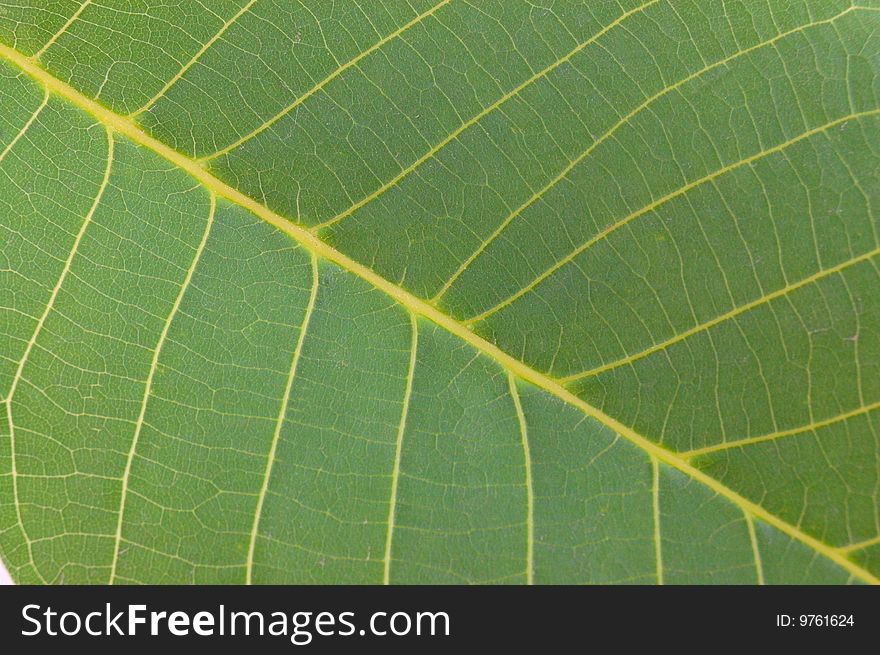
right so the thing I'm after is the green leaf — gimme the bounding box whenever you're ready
[0,0,878,584]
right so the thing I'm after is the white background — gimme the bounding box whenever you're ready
[0,558,12,584]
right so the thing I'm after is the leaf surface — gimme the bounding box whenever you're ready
[0,0,878,584]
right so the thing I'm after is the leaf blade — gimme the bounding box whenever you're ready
[0,1,877,584]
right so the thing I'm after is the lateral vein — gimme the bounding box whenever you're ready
[6,124,112,583]
[652,458,663,585]
[383,314,418,584]
[683,399,880,459]
[311,0,658,231]
[109,191,216,584]
[839,534,880,553]
[508,374,534,585]
[431,5,861,302]
[245,253,319,584]
[746,515,765,585]
[0,87,48,164]
[128,0,257,118]
[564,247,880,382]
[465,110,880,326]
[33,0,93,60]
[200,0,451,162]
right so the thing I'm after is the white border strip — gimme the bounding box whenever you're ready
[0,557,13,584]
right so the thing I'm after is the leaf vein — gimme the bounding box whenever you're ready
[465,110,880,326]
[5,117,108,583]
[200,0,452,162]
[508,374,534,585]
[383,314,418,585]
[33,0,92,60]
[431,5,865,303]
[109,189,215,584]
[311,0,658,231]
[563,247,880,382]
[683,400,880,459]
[2,43,874,584]
[245,253,319,584]
[128,0,258,118]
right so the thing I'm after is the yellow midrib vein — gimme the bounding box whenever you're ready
[0,42,875,585]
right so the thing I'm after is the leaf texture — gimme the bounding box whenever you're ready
[0,0,878,584]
